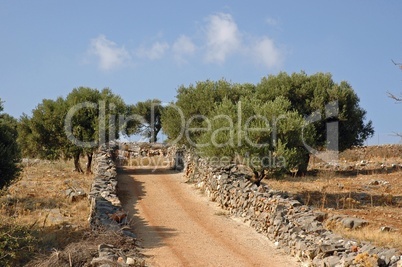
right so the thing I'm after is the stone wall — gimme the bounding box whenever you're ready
[89,142,126,230]
[88,142,144,266]
[182,150,402,267]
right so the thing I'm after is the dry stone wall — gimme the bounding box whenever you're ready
[88,142,144,266]
[89,142,126,231]
[181,150,402,267]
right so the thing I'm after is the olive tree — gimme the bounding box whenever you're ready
[197,96,315,178]
[161,79,255,145]
[162,72,373,176]
[18,87,132,173]
[0,100,21,189]
[256,72,374,173]
[128,99,164,142]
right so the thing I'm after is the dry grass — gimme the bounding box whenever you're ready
[1,160,92,228]
[326,222,401,250]
[26,229,142,267]
[266,154,402,251]
[0,159,93,266]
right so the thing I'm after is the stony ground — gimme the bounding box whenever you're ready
[267,146,402,251]
[0,160,93,266]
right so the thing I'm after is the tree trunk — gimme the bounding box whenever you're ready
[86,152,93,174]
[249,167,266,186]
[150,125,161,143]
[74,151,83,173]
[297,151,311,176]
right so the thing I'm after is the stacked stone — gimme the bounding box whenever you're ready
[183,152,402,267]
[89,142,125,230]
[88,142,144,266]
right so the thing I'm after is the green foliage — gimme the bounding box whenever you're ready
[0,100,21,189]
[162,72,374,175]
[17,87,132,172]
[161,79,255,145]
[18,97,67,160]
[198,96,312,174]
[0,222,37,267]
[129,99,164,142]
[256,71,374,151]
[64,87,127,148]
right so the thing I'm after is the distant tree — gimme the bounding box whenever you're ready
[0,100,21,189]
[162,73,373,176]
[64,87,128,173]
[161,80,255,145]
[129,99,164,143]
[197,96,314,178]
[18,97,67,160]
[18,87,131,173]
[256,71,374,173]
[17,114,38,159]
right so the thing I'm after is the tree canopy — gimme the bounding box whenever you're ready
[0,100,21,189]
[161,79,255,145]
[162,72,374,175]
[128,99,164,142]
[18,87,134,173]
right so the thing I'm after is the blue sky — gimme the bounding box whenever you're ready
[1,1,402,145]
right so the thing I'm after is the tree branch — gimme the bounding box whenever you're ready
[391,131,402,138]
[392,59,402,69]
[387,91,402,102]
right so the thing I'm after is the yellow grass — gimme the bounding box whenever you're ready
[1,160,91,228]
[0,159,93,265]
[266,170,402,251]
[326,223,402,251]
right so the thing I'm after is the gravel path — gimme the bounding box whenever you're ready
[117,166,298,267]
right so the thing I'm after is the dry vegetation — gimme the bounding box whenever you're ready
[1,146,401,265]
[267,148,402,251]
[0,159,93,266]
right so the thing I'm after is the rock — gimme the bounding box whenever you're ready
[323,255,341,267]
[67,189,87,202]
[380,226,393,232]
[177,147,401,267]
[45,208,67,226]
[126,257,135,265]
[341,217,368,229]
[88,143,143,266]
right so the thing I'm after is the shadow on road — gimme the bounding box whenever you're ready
[117,167,178,250]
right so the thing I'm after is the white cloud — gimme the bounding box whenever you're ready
[265,17,279,26]
[251,37,283,68]
[88,35,130,71]
[86,13,284,71]
[201,12,283,69]
[137,41,169,60]
[204,13,241,64]
[172,35,196,64]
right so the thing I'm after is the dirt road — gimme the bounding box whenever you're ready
[117,167,299,267]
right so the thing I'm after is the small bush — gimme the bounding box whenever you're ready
[0,222,37,267]
[0,110,21,189]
